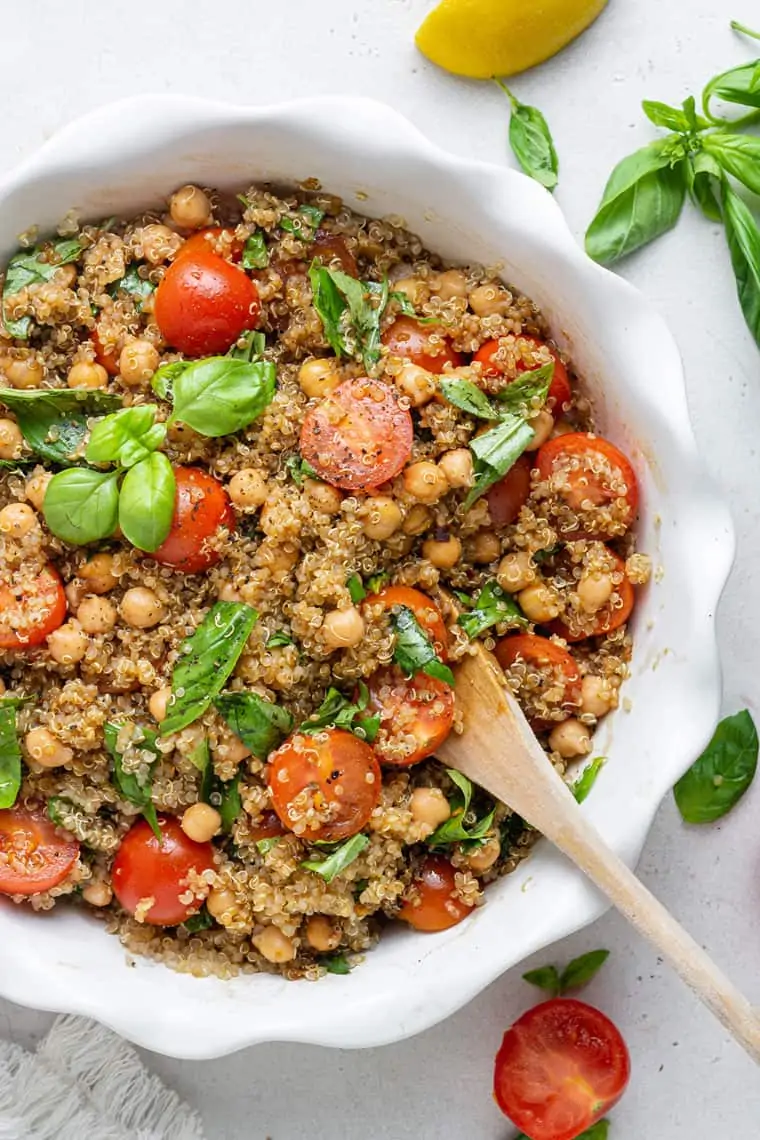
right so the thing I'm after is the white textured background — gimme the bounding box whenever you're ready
[1,0,759,1135]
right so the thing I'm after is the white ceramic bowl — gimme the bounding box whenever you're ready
[0,95,734,1059]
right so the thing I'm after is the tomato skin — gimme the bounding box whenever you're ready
[248,810,286,841]
[486,455,532,527]
[550,552,635,643]
[535,433,639,526]
[268,728,381,842]
[174,227,243,262]
[154,249,260,357]
[300,377,413,491]
[0,805,80,896]
[366,667,454,766]
[112,816,215,926]
[493,998,631,1140]
[152,466,235,573]
[364,585,449,660]
[92,326,120,376]
[0,564,67,651]
[382,316,463,374]
[398,855,473,932]
[474,336,572,407]
[495,634,581,711]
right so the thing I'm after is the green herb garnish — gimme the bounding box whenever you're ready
[427,769,495,850]
[0,702,22,809]
[572,756,606,804]
[0,387,121,466]
[301,833,369,883]
[2,239,82,338]
[152,353,276,438]
[285,454,320,486]
[323,953,352,975]
[241,231,268,269]
[392,606,454,687]
[495,80,559,192]
[182,907,214,933]
[523,949,610,998]
[266,630,294,649]
[280,204,325,240]
[214,691,293,760]
[439,376,499,420]
[673,709,758,823]
[346,573,366,604]
[300,684,380,744]
[256,837,280,856]
[516,1121,609,1140]
[218,772,242,834]
[309,265,399,371]
[108,264,154,307]
[104,721,161,840]
[457,580,528,640]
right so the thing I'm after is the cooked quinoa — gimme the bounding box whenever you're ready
[0,180,650,979]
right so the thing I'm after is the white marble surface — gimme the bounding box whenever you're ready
[1,0,760,1135]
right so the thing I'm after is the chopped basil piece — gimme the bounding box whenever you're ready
[346,573,366,604]
[520,965,561,997]
[523,949,610,997]
[182,908,214,933]
[673,709,758,823]
[516,1121,609,1140]
[495,361,554,413]
[218,772,242,834]
[228,329,266,362]
[108,264,154,308]
[300,684,380,744]
[464,414,535,510]
[47,796,78,828]
[285,454,320,486]
[241,231,268,269]
[266,630,293,649]
[301,833,369,882]
[365,571,389,595]
[256,837,280,856]
[188,735,210,775]
[0,702,22,809]
[308,264,394,371]
[2,239,82,338]
[392,606,455,687]
[572,756,606,804]
[104,721,161,840]
[280,203,325,240]
[457,580,528,639]
[323,953,352,975]
[0,388,121,465]
[533,543,563,564]
[427,768,495,849]
[214,691,293,760]
[439,377,499,420]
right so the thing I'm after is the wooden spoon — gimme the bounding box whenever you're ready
[437,642,760,1063]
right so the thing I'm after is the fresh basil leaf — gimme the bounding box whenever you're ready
[495,361,553,413]
[267,630,293,648]
[308,263,347,356]
[515,1122,609,1140]
[389,290,417,317]
[160,603,259,736]
[182,908,214,933]
[218,772,242,833]
[427,768,495,848]
[560,949,610,992]
[392,606,455,687]
[521,965,561,997]
[703,60,760,121]
[704,132,760,195]
[346,573,366,604]
[85,404,166,468]
[300,684,380,744]
[151,360,188,402]
[280,204,324,240]
[118,452,175,553]
[170,356,276,437]
[673,709,758,823]
[642,100,693,132]
[285,454,320,487]
[463,413,534,510]
[585,140,688,265]
[301,833,369,882]
[256,837,280,856]
[687,151,723,222]
[308,264,391,370]
[241,231,268,270]
[43,468,120,545]
[108,264,154,307]
[0,703,22,809]
[2,239,82,338]
[322,953,351,975]
[227,329,266,363]
[0,388,121,465]
[722,181,760,348]
[496,81,558,191]
[533,543,563,564]
[214,691,292,760]
[457,580,528,639]
[439,377,499,419]
[365,571,389,595]
[104,721,161,840]
[572,756,606,804]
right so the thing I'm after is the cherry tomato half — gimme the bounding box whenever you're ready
[495,634,581,713]
[92,326,120,376]
[268,728,381,842]
[494,998,631,1140]
[398,854,473,932]
[366,667,454,766]
[154,249,260,357]
[474,335,572,408]
[0,564,67,651]
[153,466,235,574]
[550,552,635,643]
[300,377,413,491]
[363,585,449,660]
[486,455,532,527]
[382,316,463,374]
[0,805,80,896]
[535,433,639,530]
[174,227,244,262]
[111,815,215,926]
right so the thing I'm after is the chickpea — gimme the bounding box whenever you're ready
[409,786,451,831]
[466,836,501,874]
[25,471,51,511]
[140,223,180,265]
[206,888,236,922]
[402,503,433,536]
[422,535,462,569]
[304,478,343,515]
[227,468,268,509]
[0,502,37,538]
[149,685,172,723]
[431,268,468,301]
[67,361,108,390]
[47,621,88,665]
[120,587,166,629]
[82,881,113,907]
[253,926,297,964]
[119,339,159,387]
[470,530,500,564]
[577,571,614,614]
[305,915,342,952]
[0,419,23,460]
[169,184,212,229]
[361,495,402,540]
[437,448,473,489]
[549,717,592,759]
[77,595,117,634]
[4,355,43,388]
[395,362,437,407]
[517,582,561,623]
[403,461,449,504]
[25,727,73,769]
[322,606,365,649]
[526,410,555,450]
[497,552,536,593]
[181,802,221,843]
[298,358,341,399]
[581,675,616,718]
[469,283,511,317]
[392,277,429,307]
[79,552,118,595]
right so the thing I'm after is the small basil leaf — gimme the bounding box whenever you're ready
[642,99,692,132]
[674,709,758,823]
[256,837,280,856]
[108,264,154,308]
[85,405,165,468]
[521,965,561,997]
[457,580,528,639]
[47,796,78,828]
[160,603,259,736]
[182,908,214,933]
[301,833,369,883]
[346,573,366,603]
[308,264,392,371]
[218,772,242,834]
[285,454,320,487]
[463,413,534,510]
[170,356,276,437]
[0,702,22,809]
[189,736,210,775]
[687,151,723,222]
[0,388,121,465]
[392,606,455,687]
[43,468,120,545]
[241,231,268,269]
[104,721,161,840]
[439,377,499,419]
[266,630,293,648]
[365,571,389,595]
[280,204,324,240]
[2,239,82,338]
[572,756,606,804]
[559,949,610,992]
[496,361,554,413]
[214,691,292,760]
[516,1123,609,1140]
[300,685,380,744]
[496,81,558,191]
[308,263,348,356]
[118,452,175,553]
[323,953,351,975]
[704,132,760,196]
[722,181,760,349]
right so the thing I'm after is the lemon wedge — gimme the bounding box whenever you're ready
[416,0,608,79]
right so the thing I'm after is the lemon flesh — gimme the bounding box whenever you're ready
[416,0,609,79]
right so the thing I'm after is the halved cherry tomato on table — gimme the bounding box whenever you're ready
[91,326,120,376]
[300,377,413,491]
[112,815,215,927]
[398,854,473,932]
[474,335,572,408]
[152,466,235,574]
[493,998,631,1140]
[381,316,463,374]
[154,249,260,357]
[268,728,381,842]
[0,805,80,896]
[486,454,532,527]
[535,433,639,529]
[174,227,244,262]
[365,667,454,766]
[0,564,67,651]
[550,552,635,643]
[495,634,581,712]
[363,585,449,659]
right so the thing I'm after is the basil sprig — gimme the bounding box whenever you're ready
[427,769,495,850]
[572,756,606,804]
[392,606,454,687]
[2,239,82,338]
[299,683,380,744]
[673,709,758,823]
[161,603,259,736]
[495,80,559,192]
[0,388,121,465]
[457,580,528,640]
[214,691,293,760]
[523,948,610,999]
[104,721,161,840]
[301,833,369,882]
[153,349,276,438]
[0,701,23,809]
[309,265,414,371]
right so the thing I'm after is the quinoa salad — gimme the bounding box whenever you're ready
[0,181,650,978]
